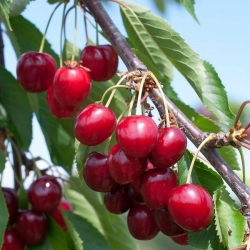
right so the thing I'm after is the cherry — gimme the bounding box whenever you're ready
[74,104,116,146]
[116,115,158,158]
[140,168,178,210]
[46,86,79,119]
[2,188,18,223]
[53,63,91,106]
[28,175,62,212]
[16,51,57,93]
[80,44,118,82]
[153,208,184,236]
[168,184,214,232]
[149,127,187,168]
[127,203,159,240]
[60,200,72,211]
[104,185,135,214]
[2,228,25,250]
[108,144,147,184]
[171,233,189,245]
[15,210,48,245]
[48,206,67,231]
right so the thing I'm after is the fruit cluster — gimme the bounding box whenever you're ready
[2,176,72,249]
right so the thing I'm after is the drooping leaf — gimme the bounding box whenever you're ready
[0,67,33,150]
[0,188,9,249]
[213,187,245,249]
[179,0,199,23]
[9,0,33,16]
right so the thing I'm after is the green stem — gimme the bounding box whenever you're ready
[135,72,148,115]
[71,1,78,61]
[238,147,246,184]
[128,91,137,117]
[39,2,62,53]
[186,136,213,184]
[60,3,67,67]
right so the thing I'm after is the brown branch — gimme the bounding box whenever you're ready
[0,23,5,67]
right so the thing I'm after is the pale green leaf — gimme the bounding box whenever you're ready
[154,0,165,12]
[213,187,245,248]
[10,0,33,16]
[0,188,9,249]
[179,0,199,23]
[0,0,12,30]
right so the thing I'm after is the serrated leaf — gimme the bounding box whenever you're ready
[0,67,33,150]
[0,0,12,30]
[179,0,199,23]
[213,187,245,249]
[9,0,32,16]
[202,61,235,126]
[0,188,9,249]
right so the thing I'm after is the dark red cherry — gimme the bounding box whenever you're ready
[48,206,67,231]
[46,86,79,119]
[116,115,158,158]
[74,104,116,146]
[149,127,187,168]
[16,51,56,93]
[28,176,62,212]
[60,200,72,211]
[83,151,118,192]
[53,63,91,106]
[2,188,18,223]
[127,203,159,240]
[15,210,48,245]
[168,184,214,232]
[108,144,147,184]
[140,168,178,210]
[171,234,189,245]
[104,185,135,214]
[80,45,118,82]
[2,228,25,250]
[153,208,184,236]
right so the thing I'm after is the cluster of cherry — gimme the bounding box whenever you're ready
[2,176,71,249]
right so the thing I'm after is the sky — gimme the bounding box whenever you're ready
[2,0,250,185]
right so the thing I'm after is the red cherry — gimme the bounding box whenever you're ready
[2,188,18,223]
[15,210,48,245]
[108,144,147,184]
[83,151,118,192]
[60,200,72,211]
[127,203,159,240]
[16,51,57,93]
[153,208,184,236]
[46,86,79,119]
[2,228,25,250]
[53,64,91,106]
[48,206,67,231]
[140,168,178,210]
[149,127,187,168]
[104,185,135,214]
[116,115,158,158]
[168,184,214,232]
[74,104,116,146]
[80,45,118,81]
[171,233,189,245]
[28,176,62,212]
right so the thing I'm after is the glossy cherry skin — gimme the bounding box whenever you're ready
[83,151,118,192]
[2,188,18,223]
[46,86,79,119]
[116,115,158,158]
[168,184,214,232]
[140,168,178,210]
[16,51,57,93]
[80,45,118,82]
[108,144,147,184]
[127,203,159,240]
[2,228,25,250]
[53,65,91,106]
[171,234,189,245]
[28,176,62,212]
[149,127,187,168]
[74,104,116,146]
[153,208,184,236]
[104,185,135,214]
[15,210,48,245]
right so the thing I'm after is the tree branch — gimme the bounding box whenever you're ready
[0,23,5,67]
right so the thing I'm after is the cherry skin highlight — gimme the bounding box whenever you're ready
[16,51,57,93]
[2,228,25,250]
[168,184,214,232]
[80,44,118,81]
[74,104,116,146]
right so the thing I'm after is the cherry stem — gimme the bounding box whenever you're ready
[83,8,89,45]
[238,147,246,184]
[234,100,250,128]
[186,136,213,184]
[71,1,78,62]
[128,91,137,116]
[135,72,148,115]
[60,3,67,67]
[39,2,62,53]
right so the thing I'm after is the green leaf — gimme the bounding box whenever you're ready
[213,187,245,249]
[154,0,165,12]
[216,147,239,170]
[0,67,33,150]
[179,0,199,23]
[234,170,250,190]
[0,188,9,249]
[0,0,12,30]
[0,150,6,174]
[202,61,235,126]
[63,39,81,62]
[9,0,33,16]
